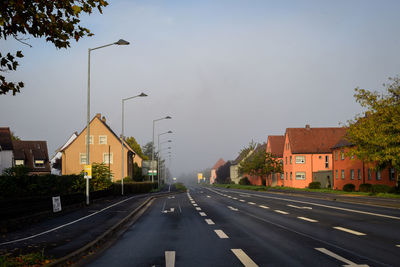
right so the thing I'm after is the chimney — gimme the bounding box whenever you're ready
[96,113,101,119]
[305,124,310,129]
[102,116,106,123]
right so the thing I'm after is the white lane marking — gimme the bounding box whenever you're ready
[239,199,246,202]
[287,204,312,210]
[207,195,211,198]
[274,210,289,215]
[200,191,204,193]
[396,245,400,248]
[199,212,207,216]
[240,194,250,197]
[193,204,198,207]
[231,249,258,267]
[205,219,215,225]
[214,229,229,239]
[333,227,366,236]
[196,207,202,211]
[248,202,256,205]
[227,196,233,198]
[298,216,318,223]
[232,197,238,200]
[178,203,182,213]
[315,248,369,266]
[165,251,176,267]
[163,208,175,213]
[168,196,175,199]
[228,206,239,211]
[0,194,146,246]
[259,205,269,209]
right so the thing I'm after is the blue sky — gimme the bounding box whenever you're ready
[1,0,400,177]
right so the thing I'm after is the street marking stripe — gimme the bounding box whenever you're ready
[248,202,256,205]
[288,204,312,210]
[259,205,269,209]
[193,204,198,207]
[298,216,318,223]
[165,251,176,267]
[231,249,258,267]
[239,199,245,202]
[214,229,229,239]
[205,219,215,225]
[333,227,366,236]
[228,206,239,211]
[232,197,238,200]
[207,195,211,198]
[199,212,207,216]
[195,207,201,211]
[274,210,289,214]
[315,248,366,266]
[396,245,400,247]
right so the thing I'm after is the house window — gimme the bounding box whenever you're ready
[358,169,361,180]
[80,153,87,164]
[99,135,107,145]
[103,153,113,164]
[15,160,24,166]
[367,168,372,180]
[335,151,338,161]
[389,168,395,181]
[325,156,329,168]
[335,170,338,180]
[350,169,354,180]
[340,150,345,160]
[85,135,94,145]
[295,172,306,180]
[290,156,292,164]
[376,171,381,180]
[280,173,284,180]
[290,172,292,180]
[295,156,305,164]
[341,170,345,179]
[34,159,45,168]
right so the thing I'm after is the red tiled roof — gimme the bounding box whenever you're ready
[267,135,284,157]
[0,127,13,150]
[212,158,225,170]
[287,127,347,154]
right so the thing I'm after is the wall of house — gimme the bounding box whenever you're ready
[332,147,397,190]
[62,118,128,181]
[230,165,241,184]
[210,169,216,184]
[0,150,13,173]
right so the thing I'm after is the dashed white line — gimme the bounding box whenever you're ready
[231,249,258,267]
[214,229,229,239]
[228,206,239,211]
[207,195,211,198]
[315,248,366,266]
[193,204,198,207]
[297,216,318,223]
[259,205,269,209]
[205,219,215,225]
[239,199,245,202]
[195,207,202,211]
[199,212,207,216]
[274,210,289,215]
[287,204,312,210]
[333,226,366,236]
[248,202,256,205]
[165,251,176,267]
[396,245,400,248]
[232,197,238,200]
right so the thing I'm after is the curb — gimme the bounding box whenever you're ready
[46,191,181,267]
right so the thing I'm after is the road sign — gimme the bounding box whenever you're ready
[84,164,92,179]
[148,170,158,175]
[52,196,62,212]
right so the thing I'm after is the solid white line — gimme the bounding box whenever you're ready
[0,194,142,246]
[205,219,215,225]
[214,229,229,239]
[287,204,312,210]
[315,248,361,266]
[199,212,207,216]
[231,249,258,267]
[333,226,366,236]
[196,207,202,211]
[248,202,256,205]
[298,216,318,223]
[259,205,269,209]
[274,210,289,215]
[239,199,245,202]
[165,251,176,267]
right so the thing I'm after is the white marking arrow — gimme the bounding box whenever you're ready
[162,208,175,213]
[315,248,369,266]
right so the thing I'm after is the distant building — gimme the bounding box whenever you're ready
[0,127,14,174]
[12,140,51,175]
[210,158,225,184]
[266,135,285,186]
[230,149,253,184]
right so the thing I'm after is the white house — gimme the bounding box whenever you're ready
[0,127,14,174]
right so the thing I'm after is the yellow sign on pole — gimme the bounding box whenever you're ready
[197,173,203,181]
[84,165,92,179]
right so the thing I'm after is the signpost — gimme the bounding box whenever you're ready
[52,196,62,213]
[84,164,92,179]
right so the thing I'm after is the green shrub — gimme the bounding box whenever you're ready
[343,183,356,192]
[239,177,251,185]
[308,181,321,189]
[371,184,392,193]
[174,182,186,191]
[358,183,372,192]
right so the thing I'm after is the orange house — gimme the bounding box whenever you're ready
[210,158,225,184]
[332,139,397,190]
[266,135,285,187]
[61,113,142,181]
[283,125,346,188]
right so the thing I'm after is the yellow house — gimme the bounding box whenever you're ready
[61,113,142,181]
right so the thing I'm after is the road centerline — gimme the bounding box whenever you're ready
[333,226,366,236]
[231,249,258,267]
[214,229,229,239]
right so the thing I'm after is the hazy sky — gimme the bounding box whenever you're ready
[1,0,400,177]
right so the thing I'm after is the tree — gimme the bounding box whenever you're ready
[10,131,20,140]
[215,161,232,184]
[0,0,108,95]
[132,162,144,181]
[346,76,400,186]
[125,136,148,160]
[80,162,112,190]
[142,141,158,160]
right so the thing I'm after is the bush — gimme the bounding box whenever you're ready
[359,183,372,192]
[308,181,321,189]
[343,183,356,192]
[371,184,392,194]
[239,177,251,185]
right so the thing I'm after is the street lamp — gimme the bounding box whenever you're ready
[86,39,130,205]
[151,116,171,183]
[157,135,172,188]
[121,92,147,195]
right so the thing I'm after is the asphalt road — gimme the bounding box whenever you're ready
[88,185,400,267]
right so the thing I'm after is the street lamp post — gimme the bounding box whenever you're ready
[151,116,171,183]
[157,134,172,188]
[121,93,147,195]
[86,39,130,205]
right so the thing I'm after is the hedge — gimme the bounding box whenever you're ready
[308,181,321,189]
[343,183,356,192]
[239,177,251,185]
[358,183,372,192]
